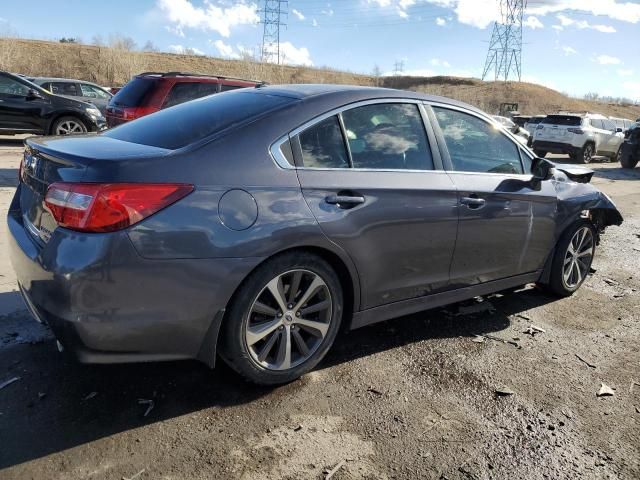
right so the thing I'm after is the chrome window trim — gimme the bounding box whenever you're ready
[427,101,530,175]
[276,98,437,173]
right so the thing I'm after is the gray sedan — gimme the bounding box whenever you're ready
[28,77,112,115]
[9,85,622,385]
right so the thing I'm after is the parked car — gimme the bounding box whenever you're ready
[609,116,635,132]
[9,85,622,385]
[28,77,113,116]
[106,72,260,127]
[0,71,106,136]
[492,114,530,146]
[523,115,546,135]
[620,122,639,169]
[532,113,624,163]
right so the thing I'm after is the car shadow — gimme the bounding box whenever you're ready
[0,168,18,187]
[0,286,557,469]
[592,166,640,181]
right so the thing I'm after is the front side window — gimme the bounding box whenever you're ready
[80,84,110,99]
[341,103,433,170]
[433,107,523,174]
[50,82,79,96]
[299,116,350,168]
[0,76,30,97]
[602,119,616,131]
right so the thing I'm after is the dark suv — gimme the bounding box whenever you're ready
[106,72,261,127]
[0,71,106,136]
[620,122,639,169]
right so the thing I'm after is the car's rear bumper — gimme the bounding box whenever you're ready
[532,140,579,155]
[7,191,263,366]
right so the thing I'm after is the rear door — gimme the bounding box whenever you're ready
[293,100,459,310]
[601,119,622,153]
[430,104,557,286]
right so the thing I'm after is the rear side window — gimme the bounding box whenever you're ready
[103,91,293,150]
[341,103,433,170]
[111,77,157,107]
[433,107,523,175]
[163,82,220,108]
[299,116,350,168]
[543,115,582,126]
[50,82,79,96]
[590,119,603,129]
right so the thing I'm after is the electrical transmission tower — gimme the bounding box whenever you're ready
[393,60,405,76]
[260,0,288,64]
[482,0,527,82]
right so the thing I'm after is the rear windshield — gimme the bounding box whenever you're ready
[111,77,157,107]
[542,115,582,126]
[103,91,294,149]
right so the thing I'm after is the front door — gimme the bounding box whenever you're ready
[431,105,557,286]
[293,101,459,310]
[0,75,45,132]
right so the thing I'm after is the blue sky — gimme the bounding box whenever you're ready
[2,0,639,100]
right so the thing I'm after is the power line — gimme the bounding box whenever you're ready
[482,0,527,82]
[260,0,288,64]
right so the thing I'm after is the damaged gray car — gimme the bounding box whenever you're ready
[9,85,622,385]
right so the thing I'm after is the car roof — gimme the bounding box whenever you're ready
[31,77,103,86]
[249,84,483,115]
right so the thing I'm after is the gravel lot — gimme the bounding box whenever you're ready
[0,136,639,479]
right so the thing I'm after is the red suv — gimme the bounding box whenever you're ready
[106,72,261,127]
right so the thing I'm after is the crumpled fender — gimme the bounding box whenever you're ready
[552,169,623,236]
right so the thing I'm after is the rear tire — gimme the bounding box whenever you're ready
[219,252,343,385]
[51,116,88,135]
[620,148,638,169]
[577,143,594,164]
[542,220,596,297]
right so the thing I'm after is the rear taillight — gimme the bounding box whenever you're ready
[568,128,584,134]
[44,183,194,233]
[121,106,159,120]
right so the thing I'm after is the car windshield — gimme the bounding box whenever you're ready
[542,115,582,126]
[110,77,157,107]
[103,91,294,149]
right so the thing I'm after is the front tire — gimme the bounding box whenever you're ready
[219,252,343,385]
[544,220,596,297]
[620,148,638,169]
[51,116,88,135]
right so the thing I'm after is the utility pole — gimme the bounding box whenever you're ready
[393,60,404,76]
[260,0,288,64]
[482,0,526,81]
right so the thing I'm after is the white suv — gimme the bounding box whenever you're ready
[532,113,624,163]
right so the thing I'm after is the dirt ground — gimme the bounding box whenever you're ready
[0,136,638,480]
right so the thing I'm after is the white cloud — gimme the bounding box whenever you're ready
[436,17,446,26]
[278,42,313,66]
[212,39,238,59]
[524,16,544,29]
[292,8,305,21]
[158,0,259,38]
[617,69,633,77]
[561,45,577,55]
[595,55,621,65]
[165,25,185,37]
[168,44,205,55]
[528,0,640,24]
[430,58,451,68]
[312,18,318,27]
[552,24,563,31]
[553,13,616,32]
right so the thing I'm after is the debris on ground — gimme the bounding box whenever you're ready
[482,334,520,348]
[122,468,145,480]
[597,384,615,397]
[495,387,515,397]
[293,424,303,432]
[524,325,546,336]
[0,376,20,391]
[575,354,597,369]
[83,391,98,401]
[138,399,155,417]
[325,460,345,479]
[630,381,639,394]
[514,313,531,321]
[471,335,485,343]
[603,278,619,286]
[367,387,383,396]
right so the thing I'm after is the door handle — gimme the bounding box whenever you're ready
[325,194,365,208]
[460,196,486,209]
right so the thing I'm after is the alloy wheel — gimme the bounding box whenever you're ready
[56,120,85,135]
[245,269,333,371]
[583,144,593,164]
[562,226,594,289]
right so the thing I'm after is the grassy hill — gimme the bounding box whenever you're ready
[1,37,639,119]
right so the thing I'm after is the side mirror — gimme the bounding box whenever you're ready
[531,157,554,181]
[26,89,43,100]
[616,127,623,133]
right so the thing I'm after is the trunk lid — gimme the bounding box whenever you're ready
[20,135,170,244]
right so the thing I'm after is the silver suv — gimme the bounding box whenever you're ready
[532,113,624,164]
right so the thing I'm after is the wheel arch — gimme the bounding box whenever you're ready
[46,111,92,134]
[198,245,360,368]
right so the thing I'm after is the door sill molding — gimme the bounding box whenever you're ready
[351,271,541,329]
